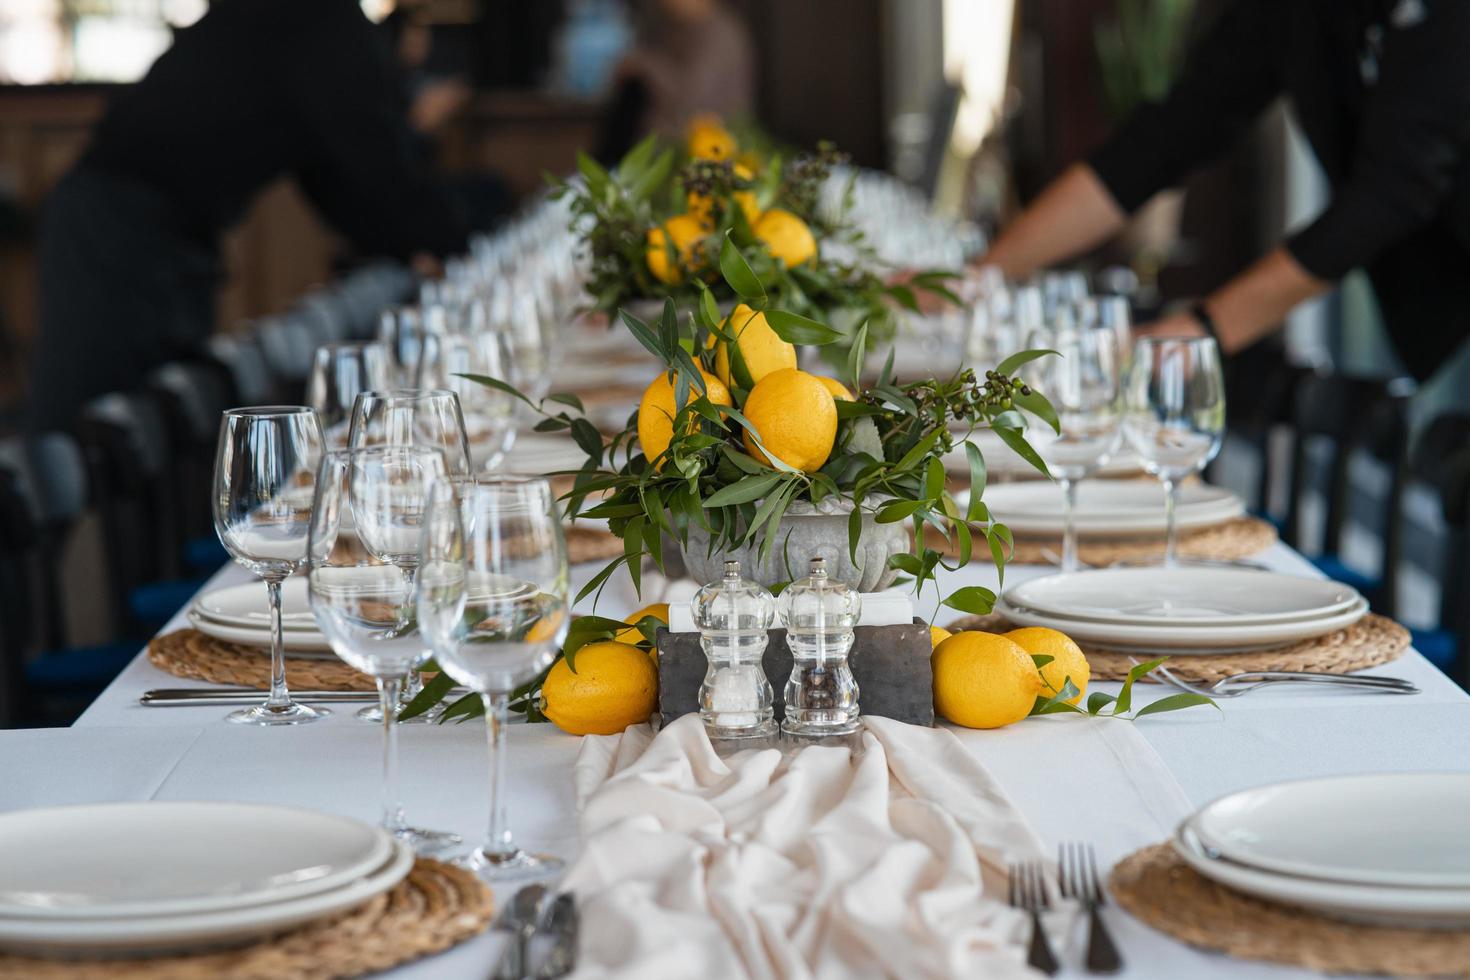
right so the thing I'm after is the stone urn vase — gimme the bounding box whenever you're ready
[680,498,909,591]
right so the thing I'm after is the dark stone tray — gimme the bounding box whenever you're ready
[656,618,934,727]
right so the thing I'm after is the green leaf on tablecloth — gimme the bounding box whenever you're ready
[1134,693,1220,717]
[1086,691,1118,716]
[1115,657,1167,716]
[399,669,457,721]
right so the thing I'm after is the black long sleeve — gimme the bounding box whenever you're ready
[1088,0,1283,214]
[1285,2,1470,280]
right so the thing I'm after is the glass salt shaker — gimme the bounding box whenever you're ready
[778,557,861,737]
[691,560,777,740]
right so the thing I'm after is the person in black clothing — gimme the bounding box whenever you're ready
[26,0,468,435]
[980,0,1470,382]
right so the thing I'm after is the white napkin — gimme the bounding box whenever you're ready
[562,714,1055,979]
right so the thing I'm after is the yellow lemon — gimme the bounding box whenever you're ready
[754,208,817,268]
[1006,627,1090,705]
[645,213,709,285]
[637,368,731,465]
[710,304,797,389]
[542,641,658,736]
[687,115,736,160]
[814,376,853,401]
[688,164,760,227]
[929,625,952,648]
[615,602,670,647]
[740,368,837,472]
[931,631,1042,729]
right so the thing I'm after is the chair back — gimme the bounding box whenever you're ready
[0,433,88,652]
[207,333,275,405]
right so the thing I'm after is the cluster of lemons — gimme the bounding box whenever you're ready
[636,303,851,474]
[539,601,1091,736]
[645,115,818,287]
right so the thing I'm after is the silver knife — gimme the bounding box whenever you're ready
[141,689,380,705]
[535,893,578,978]
[493,883,548,980]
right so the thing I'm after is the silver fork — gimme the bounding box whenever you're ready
[1144,660,1420,698]
[1059,842,1122,974]
[1008,861,1059,976]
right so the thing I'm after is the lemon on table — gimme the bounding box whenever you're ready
[687,115,736,160]
[814,376,853,401]
[637,368,731,464]
[754,208,817,268]
[931,631,1041,729]
[645,213,709,285]
[615,602,670,649]
[741,368,838,472]
[688,163,760,226]
[929,625,952,648]
[542,641,658,736]
[709,304,797,388]
[1006,627,1090,705]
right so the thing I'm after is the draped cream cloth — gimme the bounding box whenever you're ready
[562,714,1054,980]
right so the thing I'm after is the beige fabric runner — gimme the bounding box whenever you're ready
[561,714,1059,979]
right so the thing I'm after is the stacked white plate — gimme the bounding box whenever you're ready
[0,802,412,955]
[1174,774,1470,927]
[188,578,334,654]
[997,567,1367,653]
[969,481,1244,537]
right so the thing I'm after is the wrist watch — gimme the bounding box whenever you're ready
[1189,301,1221,345]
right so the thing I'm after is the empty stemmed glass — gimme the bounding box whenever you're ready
[211,407,326,725]
[307,342,391,448]
[348,388,473,475]
[431,329,519,471]
[378,307,442,388]
[1024,316,1123,571]
[1122,337,1226,566]
[307,447,462,853]
[419,476,570,882]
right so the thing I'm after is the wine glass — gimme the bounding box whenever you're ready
[1122,337,1226,566]
[1078,296,1133,374]
[431,329,519,471]
[419,476,570,882]
[307,342,391,448]
[211,407,326,725]
[1024,316,1123,571]
[348,388,473,475]
[307,447,462,853]
[378,307,442,388]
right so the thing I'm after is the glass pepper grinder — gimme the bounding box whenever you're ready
[691,560,777,740]
[778,556,861,737]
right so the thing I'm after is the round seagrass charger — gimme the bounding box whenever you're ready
[1109,843,1470,978]
[943,612,1411,684]
[935,516,1278,567]
[0,859,494,980]
[148,630,374,691]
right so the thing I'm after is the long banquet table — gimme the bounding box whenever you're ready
[6,539,1468,979]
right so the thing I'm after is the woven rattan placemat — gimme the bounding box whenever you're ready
[0,858,494,980]
[1110,843,1470,977]
[565,524,624,564]
[942,612,1410,684]
[940,515,1278,566]
[148,630,375,691]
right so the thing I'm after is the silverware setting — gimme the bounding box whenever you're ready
[139,686,471,706]
[1059,842,1122,974]
[491,884,578,980]
[1008,860,1059,976]
[1143,661,1420,698]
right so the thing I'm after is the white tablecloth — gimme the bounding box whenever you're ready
[8,541,1466,978]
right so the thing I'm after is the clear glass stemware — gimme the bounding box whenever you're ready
[211,406,326,725]
[347,388,474,476]
[307,342,391,449]
[307,446,462,853]
[1122,337,1227,566]
[419,476,570,882]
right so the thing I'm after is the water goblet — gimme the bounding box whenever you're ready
[211,406,326,725]
[307,342,391,448]
[1122,337,1226,566]
[419,476,570,882]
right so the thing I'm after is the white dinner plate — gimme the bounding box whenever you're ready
[994,593,1368,652]
[0,802,392,920]
[974,481,1243,536]
[1190,773,1470,889]
[1007,568,1361,627]
[193,578,316,630]
[1173,823,1470,928]
[0,841,412,956]
[187,608,335,654]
